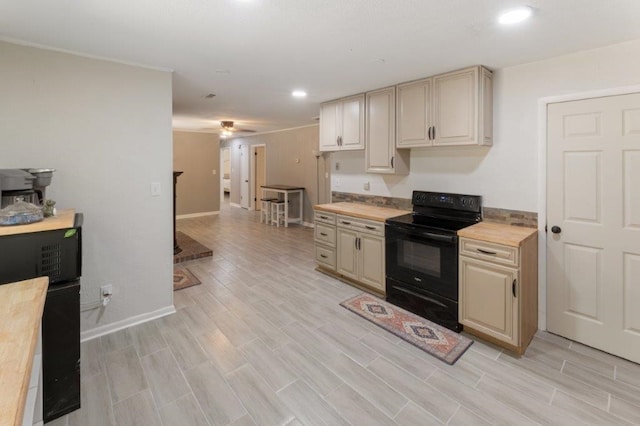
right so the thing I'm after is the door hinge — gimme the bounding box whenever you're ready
[545,224,548,233]
[254,151,257,156]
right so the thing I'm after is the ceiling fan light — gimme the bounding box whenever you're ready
[498,6,533,25]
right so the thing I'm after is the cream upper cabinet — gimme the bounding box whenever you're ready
[397,78,432,148]
[366,87,409,174]
[433,66,492,146]
[397,65,493,148]
[319,95,365,152]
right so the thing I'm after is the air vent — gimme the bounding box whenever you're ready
[41,243,62,281]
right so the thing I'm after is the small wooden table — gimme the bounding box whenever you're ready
[260,185,305,227]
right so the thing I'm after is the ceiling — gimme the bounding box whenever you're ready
[2,0,640,135]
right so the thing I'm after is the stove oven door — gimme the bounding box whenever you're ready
[385,222,458,301]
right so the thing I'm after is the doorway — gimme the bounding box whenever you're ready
[546,92,640,363]
[251,145,266,211]
[240,145,250,209]
[220,147,230,205]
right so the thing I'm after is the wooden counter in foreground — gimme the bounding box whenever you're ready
[0,209,76,238]
[457,221,537,247]
[314,202,408,222]
[0,277,49,426]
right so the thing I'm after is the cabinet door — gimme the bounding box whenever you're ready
[459,256,518,346]
[397,78,432,148]
[319,101,340,151]
[433,67,477,146]
[337,228,358,280]
[359,233,385,292]
[366,87,396,173]
[340,95,365,150]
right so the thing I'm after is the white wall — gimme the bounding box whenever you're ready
[0,41,174,337]
[331,38,640,212]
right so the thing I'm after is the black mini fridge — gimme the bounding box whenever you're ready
[0,213,82,422]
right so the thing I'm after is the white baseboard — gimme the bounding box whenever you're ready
[302,221,314,228]
[230,202,242,208]
[80,305,176,342]
[176,211,219,219]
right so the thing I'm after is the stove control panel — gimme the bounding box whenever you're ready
[412,191,482,213]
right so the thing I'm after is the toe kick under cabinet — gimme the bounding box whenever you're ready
[458,223,538,355]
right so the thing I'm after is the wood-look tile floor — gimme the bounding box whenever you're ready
[49,203,640,425]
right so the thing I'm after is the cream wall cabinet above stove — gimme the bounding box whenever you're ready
[319,95,365,152]
[397,65,493,148]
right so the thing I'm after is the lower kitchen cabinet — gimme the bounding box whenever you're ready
[459,257,519,346]
[337,227,385,292]
[314,204,404,295]
[458,223,538,355]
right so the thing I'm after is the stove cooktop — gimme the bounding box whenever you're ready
[386,213,478,233]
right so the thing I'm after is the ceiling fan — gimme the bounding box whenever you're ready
[219,120,256,138]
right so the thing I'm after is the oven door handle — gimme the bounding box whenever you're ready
[392,286,448,309]
[386,223,457,244]
[419,232,456,243]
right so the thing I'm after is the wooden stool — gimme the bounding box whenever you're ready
[260,198,277,223]
[270,201,286,227]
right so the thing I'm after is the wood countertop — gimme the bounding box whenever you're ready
[0,277,49,426]
[0,209,76,237]
[314,202,409,222]
[458,222,537,247]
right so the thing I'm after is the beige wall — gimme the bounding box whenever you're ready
[223,125,328,223]
[0,41,174,336]
[173,131,220,215]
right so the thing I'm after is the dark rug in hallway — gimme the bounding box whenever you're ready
[341,293,473,365]
[173,267,201,291]
[174,231,213,264]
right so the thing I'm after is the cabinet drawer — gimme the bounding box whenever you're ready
[460,238,519,267]
[315,245,336,270]
[315,223,336,247]
[314,210,336,225]
[337,215,384,236]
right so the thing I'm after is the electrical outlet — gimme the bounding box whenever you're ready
[335,178,341,188]
[212,169,217,175]
[364,181,370,191]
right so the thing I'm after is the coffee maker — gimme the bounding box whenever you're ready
[0,168,55,208]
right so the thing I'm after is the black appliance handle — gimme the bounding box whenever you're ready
[385,222,456,244]
[392,286,448,309]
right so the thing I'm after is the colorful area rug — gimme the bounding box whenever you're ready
[340,293,472,365]
[173,267,201,291]
[174,231,213,264]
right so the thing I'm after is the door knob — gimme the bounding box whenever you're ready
[551,226,562,234]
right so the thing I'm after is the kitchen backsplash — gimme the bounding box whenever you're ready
[331,191,537,228]
[332,191,412,211]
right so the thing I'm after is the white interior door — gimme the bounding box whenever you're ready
[240,145,250,209]
[547,93,640,363]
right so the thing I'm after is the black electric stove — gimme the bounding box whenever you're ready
[385,191,482,332]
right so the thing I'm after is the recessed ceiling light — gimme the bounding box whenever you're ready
[498,6,533,25]
[292,90,307,98]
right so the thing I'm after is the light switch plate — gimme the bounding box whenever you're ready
[151,182,161,196]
